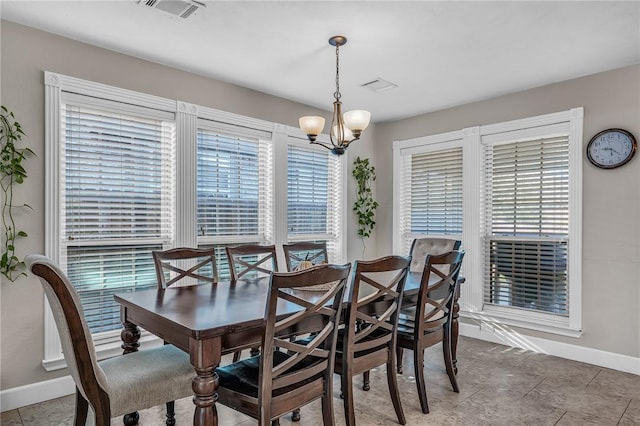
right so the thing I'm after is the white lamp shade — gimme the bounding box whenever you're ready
[343,110,371,131]
[332,124,354,143]
[299,116,325,136]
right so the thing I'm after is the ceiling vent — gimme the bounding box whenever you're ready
[139,0,205,19]
[361,78,398,93]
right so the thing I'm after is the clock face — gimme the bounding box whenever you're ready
[587,129,637,169]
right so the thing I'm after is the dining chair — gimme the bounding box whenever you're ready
[215,263,351,426]
[26,254,194,426]
[335,255,411,426]
[396,250,465,414]
[282,241,328,272]
[152,246,217,289]
[226,243,279,281]
[397,237,462,375]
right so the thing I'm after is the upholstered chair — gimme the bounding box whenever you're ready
[26,254,194,426]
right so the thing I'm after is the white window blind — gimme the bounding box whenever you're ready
[398,147,463,254]
[196,121,272,279]
[287,144,343,263]
[482,136,570,315]
[61,99,175,334]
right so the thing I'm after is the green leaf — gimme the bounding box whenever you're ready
[17,231,27,237]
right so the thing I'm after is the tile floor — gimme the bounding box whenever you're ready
[2,337,638,425]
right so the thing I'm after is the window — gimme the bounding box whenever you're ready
[482,136,569,315]
[61,97,174,334]
[196,120,272,279]
[396,141,463,254]
[286,140,344,263]
[394,109,583,335]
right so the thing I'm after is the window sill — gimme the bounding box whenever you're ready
[460,307,582,339]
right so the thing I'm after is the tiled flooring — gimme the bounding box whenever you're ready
[2,336,639,425]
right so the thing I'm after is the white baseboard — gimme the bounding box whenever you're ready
[459,322,640,375]
[2,326,638,412]
[1,375,75,412]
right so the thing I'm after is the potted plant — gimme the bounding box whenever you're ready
[352,156,379,256]
[1,106,33,282]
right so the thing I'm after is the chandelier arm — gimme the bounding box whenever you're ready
[309,140,334,151]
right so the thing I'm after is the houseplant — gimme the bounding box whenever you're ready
[352,156,379,256]
[1,106,33,281]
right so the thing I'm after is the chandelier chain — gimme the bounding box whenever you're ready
[334,43,341,100]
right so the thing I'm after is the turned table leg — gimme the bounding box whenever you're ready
[121,320,141,424]
[190,336,221,426]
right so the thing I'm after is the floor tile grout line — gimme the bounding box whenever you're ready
[554,410,568,425]
[616,398,633,426]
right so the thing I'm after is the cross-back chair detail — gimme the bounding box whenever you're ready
[152,247,217,289]
[25,254,194,426]
[396,250,465,414]
[335,255,411,426]
[282,241,328,272]
[226,244,279,281]
[215,263,351,426]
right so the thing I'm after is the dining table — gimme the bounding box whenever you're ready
[114,271,463,426]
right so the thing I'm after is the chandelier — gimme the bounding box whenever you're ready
[299,35,371,155]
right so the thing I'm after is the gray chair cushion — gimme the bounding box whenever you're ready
[100,344,194,417]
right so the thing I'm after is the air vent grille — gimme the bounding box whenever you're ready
[361,78,398,93]
[138,0,204,19]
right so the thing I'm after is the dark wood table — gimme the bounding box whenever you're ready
[114,272,462,426]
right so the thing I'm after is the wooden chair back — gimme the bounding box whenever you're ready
[225,244,279,281]
[282,241,329,272]
[152,247,217,289]
[413,250,465,337]
[344,256,411,366]
[262,263,350,419]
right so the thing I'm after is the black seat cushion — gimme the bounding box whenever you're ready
[216,350,324,398]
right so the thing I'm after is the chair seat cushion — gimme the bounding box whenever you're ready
[216,350,323,398]
[99,344,194,417]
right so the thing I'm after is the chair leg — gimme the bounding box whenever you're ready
[165,401,176,426]
[233,350,241,362]
[321,394,336,426]
[443,326,460,393]
[122,412,139,425]
[250,346,260,357]
[74,389,89,426]
[386,358,406,425]
[362,371,370,391]
[342,373,356,426]
[413,346,430,414]
[291,408,301,421]
[396,346,404,374]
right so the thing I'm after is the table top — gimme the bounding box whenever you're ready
[114,271,459,342]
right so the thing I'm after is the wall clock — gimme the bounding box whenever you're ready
[586,128,637,169]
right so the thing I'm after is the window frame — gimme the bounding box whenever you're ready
[393,108,583,337]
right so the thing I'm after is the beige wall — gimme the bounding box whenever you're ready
[0,20,380,390]
[374,64,640,358]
